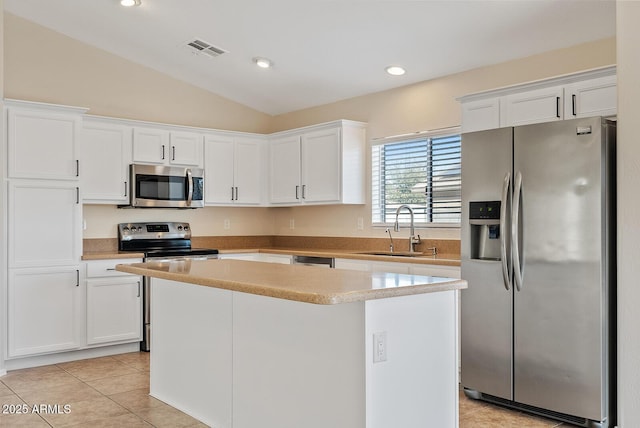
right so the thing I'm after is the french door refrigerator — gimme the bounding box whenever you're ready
[460,117,616,428]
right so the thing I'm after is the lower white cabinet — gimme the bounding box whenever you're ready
[8,267,82,358]
[85,259,143,346]
[218,253,292,264]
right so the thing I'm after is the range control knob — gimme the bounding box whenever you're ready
[177,225,183,231]
[184,225,190,231]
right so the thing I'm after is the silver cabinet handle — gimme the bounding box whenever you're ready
[512,171,524,291]
[186,169,194,206]
[572,94,577,116]
[106,268,116,271]
[161,145,165,160]
[172,146,176,161]
[137,281,141,298]
[500,172,511,291]
[76,187,80,204]
[235,187,238,201]
[124,181,127,197]
[302,184,306,199]
[231,187,235,201]
[295,185,300,200]
[76,269,80,287]
[556,97,561,118]
[76,160,80,177]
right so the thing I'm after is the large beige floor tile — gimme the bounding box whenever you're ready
[0,381,15,398]
[0,393,50,427]
[460,403,563,428]
[18,380,104,406]
[86,372,150,395]
[40,395,129,427]
[134,402,208,428]
[58,357,139,382]
[108,388,164,412]
[112,352,150,371]
[58,412,152,428]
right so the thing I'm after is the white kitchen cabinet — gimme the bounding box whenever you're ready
[81,118,132,204]
[461,97,501,133]
[133,127,203,167]
[459,66,616,132]
[8,180,82,268]
[335,258,410,274]
[503,85,564,127]
[7,267,82,358]
[204,135,264,205]
[85,258,142,346]
[218,253,292,264]
[269,135,302,204]
[6,100,86,180]
[563,74,617,119]
[269,121,366,206]
[410,264,460,278]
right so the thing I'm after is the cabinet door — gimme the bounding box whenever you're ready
[9,181,82,268]
[564,74,617,119]
[334,258,371,271]
[81,121,131,203]
[503,86,564,126]
[270,136,301,204]
[7,107,80,180]
[8,267,82,357]
[302,127,341,203]
[170,131,203,166]
[234,138,263,205]
[132,127,169,164]
[461,98,501,133]
[87,277,142,345]
[204,136,236,204]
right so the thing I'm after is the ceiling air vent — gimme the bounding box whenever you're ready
[185,39,227,58]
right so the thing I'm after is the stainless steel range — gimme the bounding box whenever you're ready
[118,222,219,351]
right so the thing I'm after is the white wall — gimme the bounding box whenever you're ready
[616,1,640,426]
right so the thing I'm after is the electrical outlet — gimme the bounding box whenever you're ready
[373,331,387,363]
[223,219,231,230]
[357,217,364,230]
[289,219,295,229]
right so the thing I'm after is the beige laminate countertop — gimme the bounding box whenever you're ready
[116,259,466,305]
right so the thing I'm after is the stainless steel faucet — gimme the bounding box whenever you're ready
[385,228,394,253]
[393,204,421,253]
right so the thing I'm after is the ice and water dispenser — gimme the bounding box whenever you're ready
[469,201,502,261]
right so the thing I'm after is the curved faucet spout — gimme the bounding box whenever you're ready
[394,204,421,252]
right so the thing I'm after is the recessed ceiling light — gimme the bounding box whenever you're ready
[253,57,273,69]
[386,66,406,76]
[120,0,141,7]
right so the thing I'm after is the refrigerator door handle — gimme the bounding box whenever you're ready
[500,172,511,291]
[513,171,524,291]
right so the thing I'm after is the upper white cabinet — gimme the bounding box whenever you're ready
[6,100,86,180]
[133,127,203,167]
[81,118,132,204]
[563,74,617,119]
[204,134,265,205]
[459,66,616,133]
[503,85,564,127]
[269,121,366,206]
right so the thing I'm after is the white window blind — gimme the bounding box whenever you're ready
[372,133,461,225]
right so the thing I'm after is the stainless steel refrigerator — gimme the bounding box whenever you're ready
[460,117,616,428]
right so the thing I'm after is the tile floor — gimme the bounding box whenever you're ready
[0,352,578,427]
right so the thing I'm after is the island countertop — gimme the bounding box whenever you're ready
[116,258,466,305]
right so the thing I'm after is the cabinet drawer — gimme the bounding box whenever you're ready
[86,259,142,278]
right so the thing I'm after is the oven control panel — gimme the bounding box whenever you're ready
[118,222,191,240]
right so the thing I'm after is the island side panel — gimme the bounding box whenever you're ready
[232,292,366,428]
[150,278,233,428]
[365,290,459,428]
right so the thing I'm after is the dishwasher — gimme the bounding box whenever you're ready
[292,255,335,268]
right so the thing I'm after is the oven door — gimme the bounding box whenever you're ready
[130,164,204,208]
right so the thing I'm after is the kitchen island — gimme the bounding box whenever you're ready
[117,259,466,428]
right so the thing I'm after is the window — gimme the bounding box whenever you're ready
[372,131,461,226]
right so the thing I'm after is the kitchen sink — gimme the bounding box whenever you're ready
[359,251,425,257]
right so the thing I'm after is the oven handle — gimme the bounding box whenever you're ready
[186,169,194,207]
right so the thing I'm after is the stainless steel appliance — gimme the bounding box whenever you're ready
[292,255,335,268]
[124,164,205,208]
[118,222,219,351]
[460,117,616,427]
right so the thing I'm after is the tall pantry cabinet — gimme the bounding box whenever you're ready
[3,100,86,358]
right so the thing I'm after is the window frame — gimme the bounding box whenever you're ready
[371,127,462,229]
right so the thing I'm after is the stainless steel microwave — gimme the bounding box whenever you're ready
[126,164,205,208]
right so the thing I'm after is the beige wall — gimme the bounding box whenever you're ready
[3,13,616,240]
[616,1,640,425]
